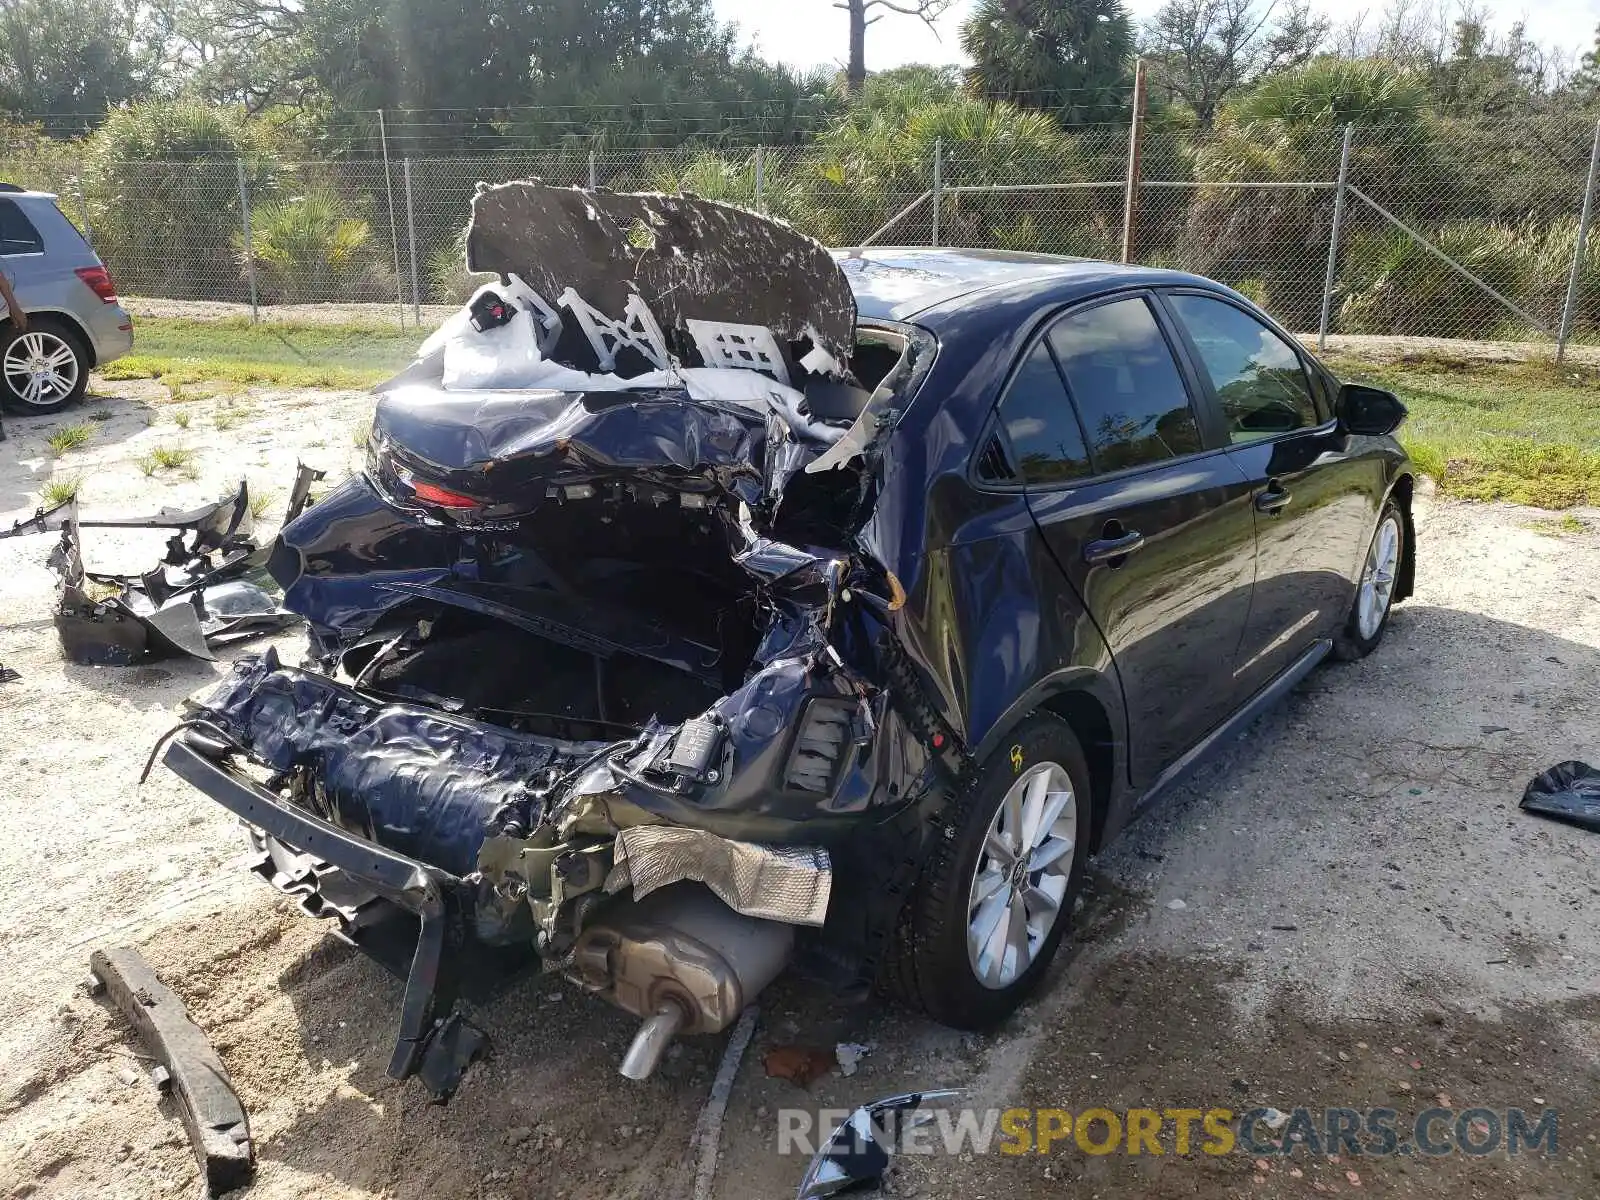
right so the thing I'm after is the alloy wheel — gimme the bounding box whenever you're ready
[4,331,80,409]
[966,760,1077,990]
[1357,514,1402,640]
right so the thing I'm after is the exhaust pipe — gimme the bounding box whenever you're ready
[566,884,793,1079]
[620,1003,688,1080]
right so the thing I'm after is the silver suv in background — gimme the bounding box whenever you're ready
[0,186,134,416]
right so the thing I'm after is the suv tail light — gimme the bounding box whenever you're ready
[74,265,118,303]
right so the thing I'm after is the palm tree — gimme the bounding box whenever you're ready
[1180,57,1436,327]
[961,0,1135,125]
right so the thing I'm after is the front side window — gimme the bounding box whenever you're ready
[1046,297,1202,473]
[1168,293,1316,442]
[994,340,1091,484]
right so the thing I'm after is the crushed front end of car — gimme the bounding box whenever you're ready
[156,183,966,1098]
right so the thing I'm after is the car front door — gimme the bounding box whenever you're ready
[990,292,1259,787]
[1160,289,1380,696]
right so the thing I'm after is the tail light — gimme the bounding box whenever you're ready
[74,265,118,303]
[410,479,482,510]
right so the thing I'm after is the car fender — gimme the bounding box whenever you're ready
[3,306,98,362]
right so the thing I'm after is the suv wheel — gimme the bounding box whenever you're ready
[1333,498,1404,661]
[0,318,88,415]
[886,712,1090,1028]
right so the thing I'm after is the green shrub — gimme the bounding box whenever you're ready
[84,100,280,301]
[240,190,392,302]
[1338,221,1528,339]
[425,227,487,306]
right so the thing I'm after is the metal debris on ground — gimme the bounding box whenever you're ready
[796,1090,961,1199]
[88,945,255,1197]
[834,1042,872,1077]
[1521,761,1600,832]
[3,479,303,665]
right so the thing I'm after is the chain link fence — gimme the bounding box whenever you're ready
[4,112,1598,350]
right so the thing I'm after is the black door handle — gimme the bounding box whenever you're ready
[1083,528,1145,565]
[1255,484,1292,514]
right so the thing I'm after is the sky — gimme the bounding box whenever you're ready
[711,0,1600,75]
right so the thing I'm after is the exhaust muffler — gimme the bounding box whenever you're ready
[565,884,793,1079]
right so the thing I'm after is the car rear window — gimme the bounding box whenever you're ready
[1047,297,1202,473]
[0,199,42,254]
[995,340,1092,484]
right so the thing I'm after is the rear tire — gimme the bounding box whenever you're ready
[885,712,1091,1028]
[0,318,89,415]
[1333,498,1404,661]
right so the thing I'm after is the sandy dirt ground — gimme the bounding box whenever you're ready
[1,378,1597,1200]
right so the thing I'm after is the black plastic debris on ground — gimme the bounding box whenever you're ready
[1521,761,1600,833]
[0,662,17,683]
[89,946,255,1197]
[5,478,304,666]
[797,1090,960,1198]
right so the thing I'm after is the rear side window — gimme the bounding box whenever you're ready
[994,341,1092,484]
[1046,297,1202,473]
[0,200,41,254]
[1168,293,1316,441]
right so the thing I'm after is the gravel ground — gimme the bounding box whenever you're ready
[1,380,1597,1200]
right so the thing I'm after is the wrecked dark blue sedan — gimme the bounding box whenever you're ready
[160,186,1415,1098]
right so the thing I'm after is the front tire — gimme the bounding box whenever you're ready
[887,712,1091,1028]
[1333,498,1404,661]
[0,318,89,415]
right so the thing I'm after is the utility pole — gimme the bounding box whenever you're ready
[1121,58,1148,265]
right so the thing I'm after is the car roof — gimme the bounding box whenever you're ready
[835,246,1217,323]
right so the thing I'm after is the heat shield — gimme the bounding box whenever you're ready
[605,825,832,927]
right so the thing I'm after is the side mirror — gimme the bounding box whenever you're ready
[1337,382,1407,436]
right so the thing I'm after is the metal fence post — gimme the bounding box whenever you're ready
[378,110,406,329]
[404,158,420,325]
[931,137,942,247]
[1318,124,1354,353]
[1557,118,1600,362]
[236,159,258,323]
[754,146,765,214]
[589,149,598,191]
[1121,58,1148,264]
[74,178,91,244]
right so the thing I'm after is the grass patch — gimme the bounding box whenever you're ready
[1327,354,1600,509]
[172,409,191,429]
[138,444,196,477]
[249,488,277,520]
[101,317,417,390]
[89,408,114,422]
[1522,513,1586,536]
[45,423,94,454]
[39,475,82,506]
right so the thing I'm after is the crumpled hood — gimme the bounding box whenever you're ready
[465,182,858,369]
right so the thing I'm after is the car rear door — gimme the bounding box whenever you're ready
[990,292,1259,787]
[1159,289,1378,696]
